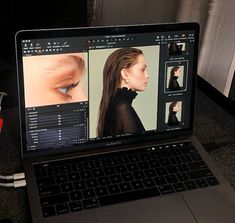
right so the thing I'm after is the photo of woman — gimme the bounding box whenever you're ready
[168,66,182,91]
[96,47,149,137]
[23,52,88,107]
[167,101,181,126]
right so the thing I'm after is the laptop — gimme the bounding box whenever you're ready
[15,22,235,223]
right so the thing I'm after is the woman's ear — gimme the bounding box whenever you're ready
[120,68,128,81]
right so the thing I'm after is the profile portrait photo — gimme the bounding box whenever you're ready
[165,101,182,126]
[23,52,88,107]
[168,42,186,56]
[88,46,160,138]
[165,60,188,92]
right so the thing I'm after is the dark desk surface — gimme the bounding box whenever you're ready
[0,88,235,223]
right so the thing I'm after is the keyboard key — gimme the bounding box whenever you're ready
[69,201,83,212]
[110,175,123,184]
[74,181,86,190]
[104,167,116,175]
[92,169,104,177]
[117,155,129,164]
[133,171,145,179]
[173,182,186,192]
[166,165,179,174]
[171,148,182,156]
[190,153,202,161]
[159,158,171,166]
[61,183,73,192]
[160,149,171,157]
[181,146,197,154]
[95,187,108,196]
[47,167,59,176]
[180,155,192,163]
[68,173,80,181]
[80,170,92,179]
[40,193,69,206]
[107,157,118,166]
[98,176,111,186]
[176,172,190,181]
[128,154,140,162]
[38,185,60,196]
[149,160,160,168]
[72,163,84,172]
[188,161,208,170]
[144,169,157,178]
[126,163,138,171]
[138,162,150,170]
[42,206,56,217]
[56,203,69,215]
[59,165,72,174]
[119,182,132,192]
[154,176,167,185]
[177,164,189,172]
[107,184,120,194]
[159,185,175,195]
[165,175,178,184]
[82,189,95,199]
[206,177,219,186]
[95,159,106,168]
[155,167,167,176]
[84,161,95,170]
[55,175,68,184]
[139,152,151,161]
[37,177,55,187]
[170,156,182,165]
[116,165,128,173]
[149,151,162,160]
[143,178,155,188]
[86,179,99,188]
[188,169,213,179]
[131,180,144,190]
[70,191,83,201]
[184,181,198,190]
[122,173,134,182]
[195,179,208,188]
[35,168,47,178]
[83,198,99,209]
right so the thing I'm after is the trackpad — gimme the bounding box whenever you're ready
[95,195,197,223]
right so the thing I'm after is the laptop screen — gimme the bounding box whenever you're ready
[15,23,199,155]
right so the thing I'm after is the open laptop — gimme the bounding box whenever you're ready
[15,22,235,223]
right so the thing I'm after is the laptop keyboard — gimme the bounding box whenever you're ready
[33,141,219,217]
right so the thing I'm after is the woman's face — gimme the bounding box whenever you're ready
[23,53,87,107]
[174,68,181,77]
[125,54,149,91]
[173,102,180,112]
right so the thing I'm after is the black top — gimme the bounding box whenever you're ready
[168,111,179,126]
[103,87,145,137]
[169,76,180,91]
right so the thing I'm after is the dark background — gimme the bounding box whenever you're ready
[0,1,87,108]
[0,2,234,222]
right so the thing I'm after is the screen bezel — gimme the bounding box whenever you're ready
[15,22,200,158]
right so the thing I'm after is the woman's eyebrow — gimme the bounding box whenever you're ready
[44,55,84,75]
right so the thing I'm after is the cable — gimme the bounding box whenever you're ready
[0,172,26,188]
[0,180,26,188]
[0,172,25,181]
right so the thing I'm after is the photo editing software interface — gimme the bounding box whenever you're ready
[21,29,196,152]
